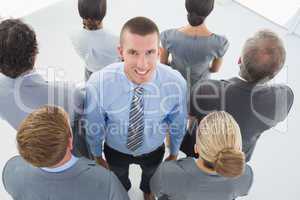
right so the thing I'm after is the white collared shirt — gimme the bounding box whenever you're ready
[41,155,79,173]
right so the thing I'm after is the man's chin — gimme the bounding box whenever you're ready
[134,77,150,84]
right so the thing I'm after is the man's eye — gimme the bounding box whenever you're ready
[128,50,138,55]
[146,50,155,55]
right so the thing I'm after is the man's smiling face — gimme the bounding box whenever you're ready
[119,30,160,84]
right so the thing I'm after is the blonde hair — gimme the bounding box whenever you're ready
[196,111,245,177]
[17,106,72,168]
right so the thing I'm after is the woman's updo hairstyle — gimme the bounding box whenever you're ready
[185,0,214,26]
[196,111,245,178]
[78,0,107,30]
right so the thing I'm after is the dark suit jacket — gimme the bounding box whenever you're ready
[181,77,294,161]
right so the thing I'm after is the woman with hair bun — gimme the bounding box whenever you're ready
[150,111,253,200]
[70,0,120,81]
[160,0,229,87]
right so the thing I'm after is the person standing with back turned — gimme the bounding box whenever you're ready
[151,111,253,200]
[2,106,129,200]
[70,0,119,81]
[160,0,229,87]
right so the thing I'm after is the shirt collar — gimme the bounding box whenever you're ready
[237,75,267,86]
[238,75,248,82]
[41,155,79,173]
[121,63,161,94]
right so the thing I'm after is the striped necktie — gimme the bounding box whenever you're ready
[127,87,144,151]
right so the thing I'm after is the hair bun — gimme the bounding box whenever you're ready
[187,12,206,26]
[214,148,245,178]
[83,19,99,30]
[215,148,234,161]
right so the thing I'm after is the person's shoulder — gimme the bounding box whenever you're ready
[254,83,293,99]
[268,83,294,107]
[161,157,194,177]
[3,156,24,168]
[69,28,84,40]
[270,84,293,94]
[192,79,224,93]
[211,33,229,48]
[234,164,253,185]
[234,164,254,194]
[2,156,29,193]
[77,158,119,187]
[3,156,28,179]
[196,78,223,86]
[212,33,229,43]
[157,63,186,85]
[160,29,178,43]
[88,62,124,83]
[69,28,90,46]
[102,29,118,39]
[78,157,111,176]
[161,28,176,36]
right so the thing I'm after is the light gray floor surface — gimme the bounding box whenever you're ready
[1,0,299,199]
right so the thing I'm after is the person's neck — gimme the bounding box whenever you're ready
[195,158,217,175]
[49,150,72,169]
[179,24,212,37]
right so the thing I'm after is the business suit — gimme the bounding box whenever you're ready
[2,156,130,200]
[151,158,253,200]
[181,77,294,161]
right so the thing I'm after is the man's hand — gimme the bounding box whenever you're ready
[95,157,109,169]
[165,154,178,161]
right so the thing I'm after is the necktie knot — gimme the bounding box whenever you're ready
[134,87,144,96]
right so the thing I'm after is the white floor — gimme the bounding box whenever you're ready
[1,0,300,199]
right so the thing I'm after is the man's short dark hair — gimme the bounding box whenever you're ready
[185,0,214,26]
[120,16,160,44]
[78,0,106,21]
[240,30,286,83]
[0,19,38,78]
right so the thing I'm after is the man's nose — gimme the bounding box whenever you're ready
[137,55,147,69]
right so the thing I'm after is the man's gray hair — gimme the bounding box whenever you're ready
[240,30,286,83]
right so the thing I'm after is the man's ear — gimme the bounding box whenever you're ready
[118,45,123,60]
[194,144,199,155]
[68,135,73,151]
[238,57,242,64]
[157,46,161,57]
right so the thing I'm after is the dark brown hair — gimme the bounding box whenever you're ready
[185,0,214,26]
[0,19,38,78]
[120,16,160,44]
[78,0,106,30]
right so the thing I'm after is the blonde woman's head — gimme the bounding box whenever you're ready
[195,111,245,177]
